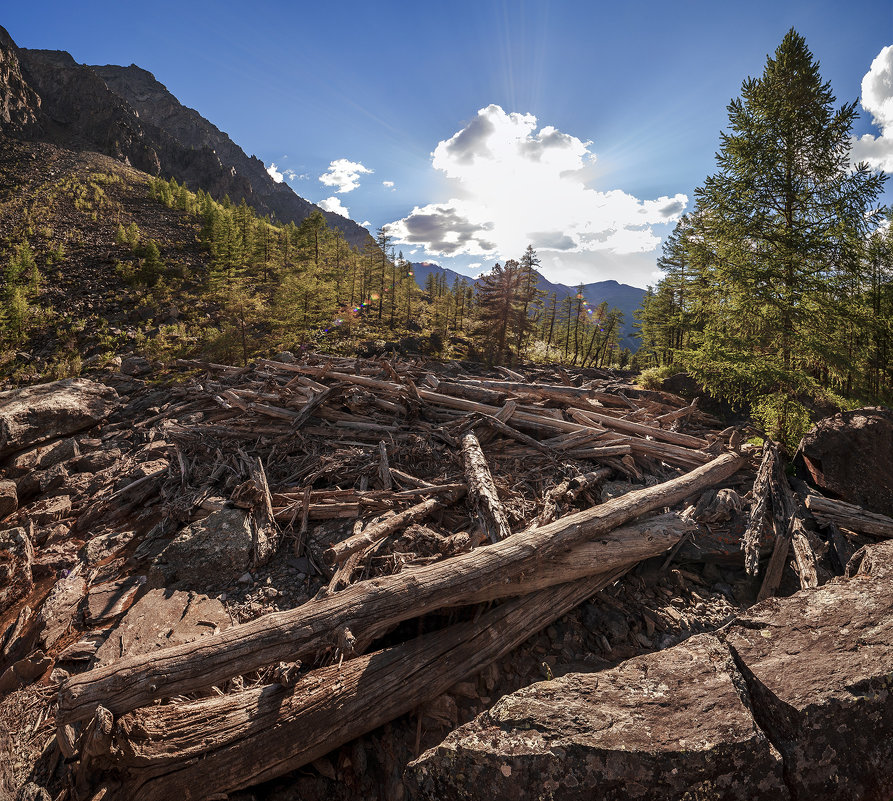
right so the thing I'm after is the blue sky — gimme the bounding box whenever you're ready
[5,1,892,287]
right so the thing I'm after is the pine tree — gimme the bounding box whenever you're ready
[693,30,885,378]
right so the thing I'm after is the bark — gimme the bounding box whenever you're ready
[324,487,466,564]
[804,495,893,538]
[743,443,777,576]
[58,453,744,727]
[461,431,512,543]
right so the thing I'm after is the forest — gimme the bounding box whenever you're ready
[637,31,891,443]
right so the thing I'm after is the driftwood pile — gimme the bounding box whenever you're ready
[2,354,889,800]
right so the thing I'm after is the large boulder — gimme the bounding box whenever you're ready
[798,407,893,517]
[151,508,253,591]
[409,540,893,801]
[0,378,118,460]
[724,539,893,801]
[409,634,788,801]
[92,588,231,667]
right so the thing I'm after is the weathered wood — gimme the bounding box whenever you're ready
[570,408,710,450]
[461,431,512,543]
[804,495,893,538]
[531,467,612,529]
[377,440,392,490]
[757,516,791,602]
[86,573,626,801]
[459,512,691,602]
[58,453,744,726]
[324,487,466,564]
[743,442,776,576]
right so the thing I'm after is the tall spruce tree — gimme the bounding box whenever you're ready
[694,30,884,369]
[677,30,886,439]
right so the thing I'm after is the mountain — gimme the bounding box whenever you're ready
[410,261,646,350]
[0,26,372,249]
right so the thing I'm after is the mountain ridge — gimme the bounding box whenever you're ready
[0,26,373,249]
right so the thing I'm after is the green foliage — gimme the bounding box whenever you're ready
[637,29,890,439]
[637,364,678,390]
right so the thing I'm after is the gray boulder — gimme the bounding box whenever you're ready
[410,540,893,801]
[152,507,252,590]
[0,378,117,460]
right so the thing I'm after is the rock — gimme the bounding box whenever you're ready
[114,458,169,490]
[0,526,34,610]
[119,355,153,376]
[798,407,893,517]
[0,479,17,520]
[411,541,893,801]
[152,508,253,591]
[73,446,122,473]
[0,650,52,695]
[84,575,146,625]
[0,377,118,460]
[30,539,83,578]
[80,529,136,567]
[274,350,296,364]
[35,573,87,651]
[724,538,893,801]
[25,495,71,525]
[408,634,787,801]
[92,588,232,667]
[7,436,80,476]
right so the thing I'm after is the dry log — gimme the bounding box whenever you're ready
[804,495,893,538]
[58,452,744,726]
[532,467,612,529]
[247,457,278,566]
[743,442,776,576]
[377,440,392,490]
[324,487,466,564]
[82,573,625,801]
[461,431,512,543]
[464,412,556,456]
[570,407,709,449]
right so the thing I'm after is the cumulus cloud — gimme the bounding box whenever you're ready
[266,162,284,183]
[319,159,373,193]
[386,104,687,266]
[851,44,893,173]
[318,196,350,218]
[383,180,395,188]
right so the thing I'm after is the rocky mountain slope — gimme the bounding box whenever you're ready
[0,26,372,249]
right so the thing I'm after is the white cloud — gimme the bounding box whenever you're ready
[319,159,373,193]
[360,220,371,228]
[266,162,284,183]
[851,44,893,173]
[383,180,395,188]
[317,196,350,218]
[386,104,687,270]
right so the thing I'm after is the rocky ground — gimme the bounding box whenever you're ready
[0,356,891,801]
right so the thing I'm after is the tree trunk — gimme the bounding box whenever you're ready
[57,453,744,727]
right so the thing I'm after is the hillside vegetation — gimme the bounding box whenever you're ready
[0,139,626,384]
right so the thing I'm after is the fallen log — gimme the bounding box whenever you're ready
[57,453,744,728]
[324,486,466,564]
[570,408,710,450]
[84,572,629,801]
[461,431,512,543]
[804,495,893,538]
